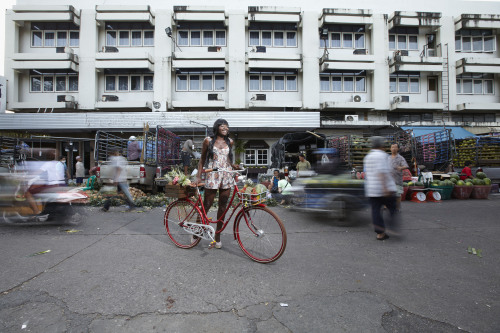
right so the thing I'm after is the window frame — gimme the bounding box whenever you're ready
[31,27,80,48]
[456,32,496,53]
[32,31,43,47]
[319,73,367,93]
[389,75,420,94]
[244,148,269,166]
[175,73,226,92]
[248,74,298,92]
[249,30,297,48]
[389,33,418,51]
[30,76,42,92]
[104,74,154,92]
[456,75,495,95]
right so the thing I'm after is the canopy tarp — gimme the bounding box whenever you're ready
[401,126,474,140]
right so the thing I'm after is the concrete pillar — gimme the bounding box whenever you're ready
[4,10,18,111]
[302,11,320,110]
[440,15,456,111]
[78,9,98,110]
[153,10,172,111]
[227,10,246,109]
[372,14,389,112]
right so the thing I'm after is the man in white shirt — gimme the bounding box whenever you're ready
[363,136,398,240]
[102,149,136,212]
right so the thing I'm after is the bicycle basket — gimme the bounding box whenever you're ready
[164,184,196,198]
[239,190,267,206]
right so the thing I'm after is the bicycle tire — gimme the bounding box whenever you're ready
[234,206,287,263]
[164,200,202,249]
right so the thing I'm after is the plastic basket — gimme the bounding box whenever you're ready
[429,185,454,200]
[452,185,473,199]
[239,191,267,206]
[470,185,491,199]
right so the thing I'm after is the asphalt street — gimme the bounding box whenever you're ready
[0,194,499,332]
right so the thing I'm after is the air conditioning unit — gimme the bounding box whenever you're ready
[400,50,409,56]
[253,46,266,53]
[152,100,167,111]
[251,94,267,101]
[102,46,119,53]
[102,95,119,102]
[56,47,65,53]
[352,95,362,102]
[345,115,359,121]
[207,46,221,52]
[353,49,368,55]
[57,95,75,102]
[393,95,410,104]
[208,93,224,101]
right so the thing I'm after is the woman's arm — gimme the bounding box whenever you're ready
[196,137,211,184]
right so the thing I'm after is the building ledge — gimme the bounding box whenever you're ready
[247,52,301,61]
[321,101,375,110]
[248,100,302,108]
[320,53,375,63]
[388,11,441,29]
[456,58,500,75]
[457,103,500,111]
[95,101,152,109]
[13,51,78,63]
[248,59,301,69]
[171,100,226,108]
[172,59,226,69]
[321,62,375,71]
[11,5,80,25]
[12,60,78,71]
[173,50,226,60]
[390,102,444,111]
[455,14,500,30]
[8,101,76,110]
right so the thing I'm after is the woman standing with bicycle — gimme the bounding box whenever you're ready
[195,119,238,249]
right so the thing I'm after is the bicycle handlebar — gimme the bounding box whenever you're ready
[203,168,246,173]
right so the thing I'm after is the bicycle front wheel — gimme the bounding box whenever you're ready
[235,206,287,263]
[164,200,202,249]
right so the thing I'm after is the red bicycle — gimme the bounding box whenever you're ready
[164,168,287,263]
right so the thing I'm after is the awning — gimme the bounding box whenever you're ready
[401,126,474,140]
[245,140,269,149]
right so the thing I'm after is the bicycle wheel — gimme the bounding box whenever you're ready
[164,200,202,249]
[234,206,287,263]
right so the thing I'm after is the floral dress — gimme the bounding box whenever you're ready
[205,146,234,189]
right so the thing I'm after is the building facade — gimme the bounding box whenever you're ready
[2,0,500,165]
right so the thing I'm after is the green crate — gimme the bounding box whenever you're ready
[430,185,454,200]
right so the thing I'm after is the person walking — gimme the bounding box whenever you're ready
[195,119,239,249]
[389,143,409,209]
[274,172,292,205]
[56,155,70,185]
[127,136,141,162]
[75,156,85,185]
[363,137,398,240]
[181,137,195,176]
[102,149,136,212]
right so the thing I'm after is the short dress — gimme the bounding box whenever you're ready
[205,146,234,189]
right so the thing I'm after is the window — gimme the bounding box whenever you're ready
[319,25,366,50]
[456,74,494,95]
[31,76,42,92]
[175,24,226,47]
[32,31,43,47]
[30,73,78,92]
[244,149,268,165]
[56,76,66,92]
[30,22,79,48]
[105,22,154,47]
[389,27,418,51]
[456,30,496,53]
[389,73,420,93]
[175,72,226,91]
[248,72,298,92]
[104,74,153,92]
[319,71,367,93]
[143,76,153,90]
[452,113,496,123]
[56,31,67,47]
[69,31,79,47]
[248,23,297,48]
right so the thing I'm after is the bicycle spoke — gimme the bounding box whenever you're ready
[165,200,202,249]
[235,206,286,263]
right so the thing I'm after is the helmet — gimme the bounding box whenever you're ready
[129,136,137,141]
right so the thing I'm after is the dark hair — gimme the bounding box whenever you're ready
[274,169,279,173]
[465,160,472,167]
[59,155,65,160]
[299,153,305,158]
[391,143,399,148]
[205,119,233,166]
[370,136,385,149]
[278,172,286,180]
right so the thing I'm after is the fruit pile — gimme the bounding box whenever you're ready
[453,138,477,167]
[241,180,268,205]
[157,167,192,186]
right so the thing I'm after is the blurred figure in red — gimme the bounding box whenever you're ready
[460,161,473,181]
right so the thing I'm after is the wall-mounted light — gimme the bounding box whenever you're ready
[320,28,329,39]
[165,27,172,37]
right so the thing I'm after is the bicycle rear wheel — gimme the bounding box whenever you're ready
[164,200,202,249]
[234,206,287,263]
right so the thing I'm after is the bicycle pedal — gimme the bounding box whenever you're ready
[208,241,216,249]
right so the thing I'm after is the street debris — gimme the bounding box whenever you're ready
[467,246,483,257]
[63,229,82,233]
[26,250,50,257]
[280,303,288,307]
[21,320,29,329]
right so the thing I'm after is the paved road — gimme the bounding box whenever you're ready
[1,195,499,332]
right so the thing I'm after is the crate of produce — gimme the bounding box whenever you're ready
[429,185,454,200]
[164,184,196,198]
[452,185,473,199]
[239,191,267,206]
[470,185,492,199]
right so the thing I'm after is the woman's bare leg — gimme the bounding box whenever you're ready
[215,188,231,242]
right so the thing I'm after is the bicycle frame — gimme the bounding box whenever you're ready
[178,180,266,240]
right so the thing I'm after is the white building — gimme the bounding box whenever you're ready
[1,0,500,165]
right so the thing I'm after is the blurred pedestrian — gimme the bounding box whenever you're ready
[102,149,136,212]
[181,137,195,175]
[56,155,70,185]
[274,172,292,205]
[389,143,409,209]
[268,169,279,193]
[364,137,398,240]
[75,156,85,184]
[459,160,473,181]
[127,136,141,162]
